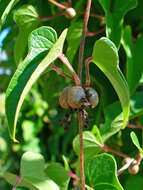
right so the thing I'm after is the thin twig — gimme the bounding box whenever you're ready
[58,54,81,86]
[100,144,129,158]
[87,27,105,37]
[51,65,74,81]
[85,57,93,87]
[67,0,71,7]
[127,123,143,129]
[12,173,22,190]
[78,0,91,81]
[78,111,85,190]
[76,10,105,22]
[39,11,65,21]
[117,158,134,176]
[48,0,66,9]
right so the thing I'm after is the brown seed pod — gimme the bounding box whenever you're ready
[64,8,76,19]
[128,164,139,175]
[59,86,71,109]
[85,87,99,108]
[68,86,86,108]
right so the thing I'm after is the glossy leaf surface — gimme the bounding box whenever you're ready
[87,153,123,190]
[92,37,130,129]
[6,26,67,141]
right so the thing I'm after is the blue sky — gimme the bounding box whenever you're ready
[0,27,10,53]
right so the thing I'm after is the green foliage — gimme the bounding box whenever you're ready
[3,152,60,190]
[92,37,130,129]
[130,131,143,154]
[13,4,40,64]
[1,0,143,189]
[5,26,67,141]
[87,153,123,190]
[98,0,137,47]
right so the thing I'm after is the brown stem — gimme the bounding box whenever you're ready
[67,0,71,7]
[127,123,143,129]
[78,0,91,81]
[58,54,81,86]
[137,152,143,165]
[51,65,74,81]
[39,11,65,21]
[100,144,129,158]
[85,57,93,87]
[76,10,105,22]
[48,0,66,9]
[78,111,85,190]
[87,27,105,37]
[12,173,22,190]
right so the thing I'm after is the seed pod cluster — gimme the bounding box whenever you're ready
[59,86,99,109]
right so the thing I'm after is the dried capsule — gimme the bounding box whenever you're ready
[59,86,71,109]
[68,86,86,109]
[128,164,139,175]
[85,87,99,108]
[64,8,76,19]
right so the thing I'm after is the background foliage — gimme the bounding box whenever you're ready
[0,0,143,189]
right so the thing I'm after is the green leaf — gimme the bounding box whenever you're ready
[0,0,20,31]
[130,132,143,154]
[122,26,143,93]
[13,5,40,64]
[73,131,103,156]
[92,37,130,129]
[98,0,137,47]
[87,153,123,190]
[5,26,67,141]
[45,162,70,190]
[3,152,59,190]
[66,22,83,63]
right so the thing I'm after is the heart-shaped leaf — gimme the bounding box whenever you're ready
[87,153,123,190]
[130,131,143,154]
[92,37,130,129]
[13,5,40,64]
[98,0,137,47]
[5,26,67,141]
[3,152,59,190]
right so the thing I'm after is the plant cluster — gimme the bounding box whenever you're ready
[0,0,143,190]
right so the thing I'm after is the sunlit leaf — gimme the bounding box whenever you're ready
[98,0,137,47]
[92,37,130,129]
[5,26,67,141]
[130,131,143,154]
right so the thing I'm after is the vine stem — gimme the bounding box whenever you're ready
[39,11,65,21]
[78,0,91,81]
[12,173,22,190]
[78,111,85,190]
[87,28,105,37]
[85,57,93,87]
[127,123,143,129]
[51,65,74,81]
[100,144,129,158]
[48,0,66,9]
[58,54,81,86]
[78,1,91,190]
